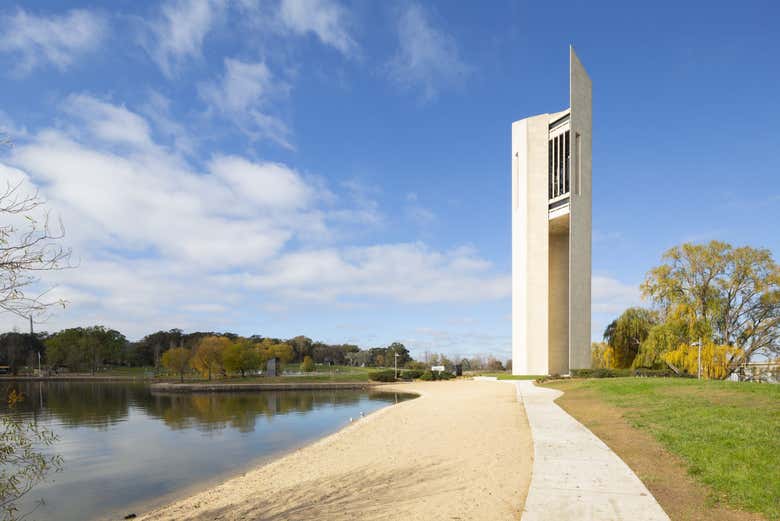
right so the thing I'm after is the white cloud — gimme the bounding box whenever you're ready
[0,8,106,74]
[144,0,224,77]
[199,58,292,148]
[63,94,154,149]
[242,243,510,303]
[278,0,357,56]
[0,98,509,338]
[386,3,470,101]
[592,275,641,314]
[208,155,312,209]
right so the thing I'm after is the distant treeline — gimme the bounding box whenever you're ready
[0,327,513,376]
[0,327,416,375]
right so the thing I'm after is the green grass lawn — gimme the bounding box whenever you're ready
[549,378,780,519]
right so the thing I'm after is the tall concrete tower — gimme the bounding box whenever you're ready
[511,46,592,375]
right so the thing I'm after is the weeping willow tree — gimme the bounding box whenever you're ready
[602,307,658,368]
[632,319,689,369]
[641,241,780,378]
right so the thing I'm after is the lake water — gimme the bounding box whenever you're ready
[0,381,414,521]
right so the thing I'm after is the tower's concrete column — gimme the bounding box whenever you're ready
[511,46,592,375]
[511,115,549,375]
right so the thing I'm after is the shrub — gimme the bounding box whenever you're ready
[368,370,397,382]
[301,356,314,372]
[402,369,424,380]
[419,370,435,381]
[570,368,631,378]
[418,370,454,381]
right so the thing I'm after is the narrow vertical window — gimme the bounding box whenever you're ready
[553,136,558,197]
[564,131,570,194]
[548,139,553,199]
[558,134,563,196]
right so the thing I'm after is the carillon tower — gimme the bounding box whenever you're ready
[511,46,592,375]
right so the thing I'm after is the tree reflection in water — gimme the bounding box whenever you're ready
[0,382,413,434]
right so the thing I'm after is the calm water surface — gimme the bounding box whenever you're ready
[0,381,415,521]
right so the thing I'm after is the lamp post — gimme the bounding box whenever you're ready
[394,352,399,379]
[692,339,703,379]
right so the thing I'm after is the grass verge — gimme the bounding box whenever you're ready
[545,378,779,520]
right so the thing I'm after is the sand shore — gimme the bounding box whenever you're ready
[139,379,533,521]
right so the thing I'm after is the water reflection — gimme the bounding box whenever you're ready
[0,382,413,521]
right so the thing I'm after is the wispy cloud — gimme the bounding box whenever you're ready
[0,8,107,74]
[386,3,470,102]
[278,0,357,57]
[239,243,509,304]
[143,0,225,77]
[199,58,292,148]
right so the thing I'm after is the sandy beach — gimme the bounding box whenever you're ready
[139,379,533,521]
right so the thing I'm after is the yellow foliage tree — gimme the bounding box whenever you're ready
[257,339,294,366]
[191,336,229,380]
[661,342,744,379]
[591,342,616,369]
[161,347,191,383]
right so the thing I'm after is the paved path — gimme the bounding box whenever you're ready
[513,381,670,521]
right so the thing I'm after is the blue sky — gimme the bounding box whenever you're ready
[0,0,778,361]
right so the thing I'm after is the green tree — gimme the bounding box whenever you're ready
[602,307,658,368]
[288,335,313,362]
[0,332,45,375]
[161,347,191,382]
[301,355,314,372]
[386,342,412,366]
[44,326,126,373]
[642,241,780,377]
[223,340,261,377]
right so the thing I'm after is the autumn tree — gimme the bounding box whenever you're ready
[258,339,293,367]
[591,342,615,369]
[191,336,228,380]
[301,355,314,372]
[161,347,191,383]
[642,241,780,378]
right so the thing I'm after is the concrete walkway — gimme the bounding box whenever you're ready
[513,381,670,521]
